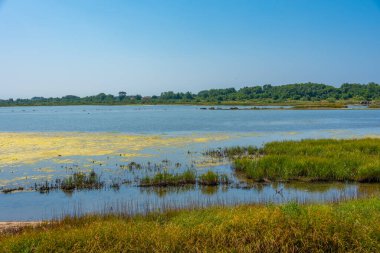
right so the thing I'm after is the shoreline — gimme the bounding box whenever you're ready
[0,222,42,234]
[0,103,379,110]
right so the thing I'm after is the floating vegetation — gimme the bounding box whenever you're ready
[204,146,261,158]
[0,132,230,167]
[1,153,234,193]
[231,138,380,182]
[194,159,227,168]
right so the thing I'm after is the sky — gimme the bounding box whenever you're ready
[0,0,379,99]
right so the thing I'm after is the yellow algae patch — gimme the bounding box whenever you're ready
[195,158,228,168]
[120,153,155,162]
[27,175,53,181]
[51,158,75,164]
[0,132,230,167]
[0,175,53,186]
[0,179,11,187]
[120,153,154,158]
[36,167,55,173]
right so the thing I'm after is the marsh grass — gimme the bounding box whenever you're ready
[140,170,231,187]
[232,138,380,182]
[139,170,197,187]
[32,171,104,193]
[61,170,103,191]
[199,170,230,185]
[1,198,379,252]
[204,146,261,158]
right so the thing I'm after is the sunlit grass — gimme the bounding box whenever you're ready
[199,170,230,185]
[1,198,379,252]
[140,170,230,187]
[204,145,260,158]
[140,170,196,187]
[61,170,103,191]
[232,138,380,182]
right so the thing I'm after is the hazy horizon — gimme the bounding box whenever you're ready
[1,0,380,99]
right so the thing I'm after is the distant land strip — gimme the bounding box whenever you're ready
[1,82,380,107]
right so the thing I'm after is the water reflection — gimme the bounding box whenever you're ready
[140,185,196,197]
[1,181,380,221]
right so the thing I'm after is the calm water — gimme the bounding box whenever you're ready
[0,105,379,133]
[1,105,380,221]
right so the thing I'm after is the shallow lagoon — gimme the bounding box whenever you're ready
[0,105,380,221]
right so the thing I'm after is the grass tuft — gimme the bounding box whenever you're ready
[139,170,197,187]
[199,171,230,185]
[61,170,103,191]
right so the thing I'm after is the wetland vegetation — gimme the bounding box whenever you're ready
[2,0,380,251]
[1,114,380,252]
[211,138,380,182]
[1,125,380,252]
[140,170,231,187]
[139,170,197,187]
[1,198,379,252]
[199,170,230,186]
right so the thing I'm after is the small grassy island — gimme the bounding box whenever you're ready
[209,138,380,182]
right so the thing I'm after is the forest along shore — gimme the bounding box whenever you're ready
[1,83,380,107]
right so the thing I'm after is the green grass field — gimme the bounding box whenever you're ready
[233,138,380,182]
[1,198,379,252]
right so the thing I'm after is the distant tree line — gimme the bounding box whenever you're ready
[1,82,379,106]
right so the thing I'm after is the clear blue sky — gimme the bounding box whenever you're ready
[0,0,379,99]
